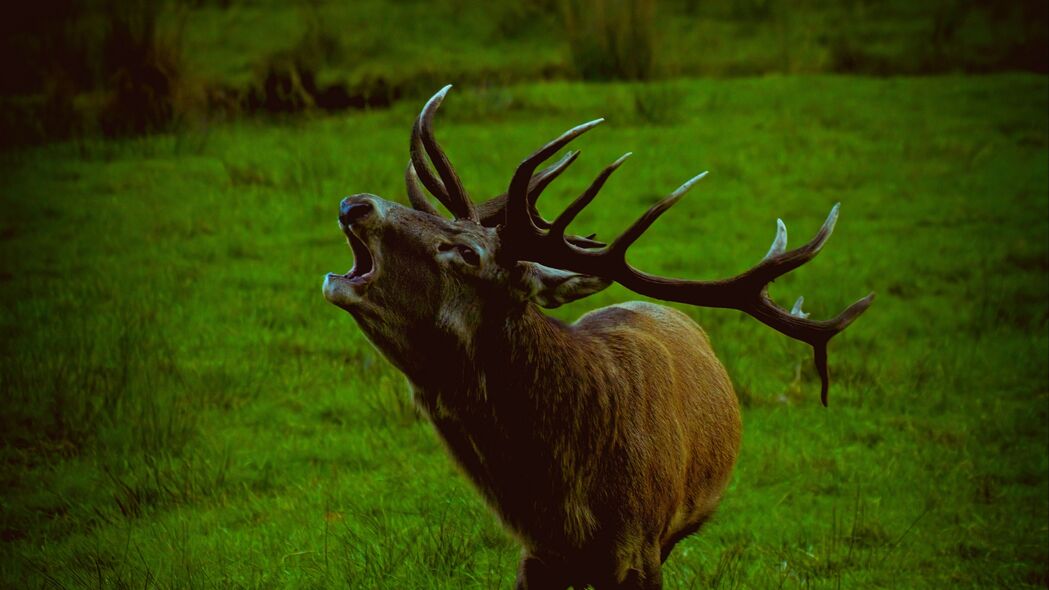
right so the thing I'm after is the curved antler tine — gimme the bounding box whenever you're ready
[750,202,841,285]
[417,85,477,221]
[815,343,830,406]
[411,117,447,199]
[803,202,840,257]
[790,295,809,318]
[609,195,682,256]
[471,151,581,229]
[814,291,875,405]
[764,219,787,261]
[608,171,707,256]
[830,292,876,331]
[406,162,439,216]
[507,119,604,232]
[530,150,580,206]
[527,150,582,229]
[670,171,709,199]
[550,152,631,241]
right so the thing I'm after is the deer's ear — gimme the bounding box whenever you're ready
[514,262,611,308]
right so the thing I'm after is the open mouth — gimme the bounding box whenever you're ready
[340,227,376,285]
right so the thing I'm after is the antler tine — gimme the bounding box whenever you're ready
[790,296,809,318]
[529,150,581,227]
[550,152,632,241]
[406,162,440,216]
[506,119,605,235]
[410,116,446,201]
[746,283,874,405]
[534,149,580,189]
[764,219,787,261]
[411,89,587,225]
[475,150,579,228]
[608,171,708,258]
[414,85,478,221]
[808,292,875,405]
[744,204,840,288]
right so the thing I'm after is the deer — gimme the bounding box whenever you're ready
[322,85,873,589]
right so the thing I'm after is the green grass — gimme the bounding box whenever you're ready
[1,74,1047,588]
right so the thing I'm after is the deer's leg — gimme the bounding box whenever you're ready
[594,546,662,590]
[515,553,571,590]
[660,512,712,563]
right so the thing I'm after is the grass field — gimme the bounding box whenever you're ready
[1,74,1047,588]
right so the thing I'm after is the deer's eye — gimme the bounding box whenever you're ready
[456,245,481,266]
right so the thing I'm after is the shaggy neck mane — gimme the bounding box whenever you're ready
[479,302,615,418]
[412,302,621,550]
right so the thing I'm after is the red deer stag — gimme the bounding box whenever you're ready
[323,86,873,589]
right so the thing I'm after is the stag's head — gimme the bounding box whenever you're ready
[324,85,873,403]
[323,86,610,372]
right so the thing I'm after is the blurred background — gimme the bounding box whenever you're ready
[1,1,1046,588]
[1,0,1047,145]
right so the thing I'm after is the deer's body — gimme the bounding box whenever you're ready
[323,86,872,588]
[410,300,739,580]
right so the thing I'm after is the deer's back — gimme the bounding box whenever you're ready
[574,301,742,551]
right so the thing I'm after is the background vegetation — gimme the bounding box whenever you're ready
[2,0,1047,147]
[1,0,1046,588]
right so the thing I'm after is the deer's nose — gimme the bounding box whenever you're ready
[339,196,374,225]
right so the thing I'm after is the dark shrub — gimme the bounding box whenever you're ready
[98,1,192,136]
[562,0,658,80]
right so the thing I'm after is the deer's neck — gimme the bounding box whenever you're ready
[412,304,616,549]
[417,303,610,416]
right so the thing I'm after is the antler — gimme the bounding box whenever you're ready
[477,150,604,248]
[408,85,477,221]
[477,149,579,228]
[406,87,604,248]
[498,120,875,405]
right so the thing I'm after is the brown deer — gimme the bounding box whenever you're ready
[323,86,873,589]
